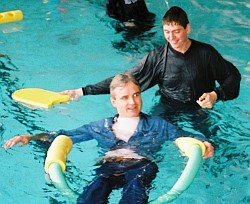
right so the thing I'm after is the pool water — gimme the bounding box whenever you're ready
[0,0,249,203]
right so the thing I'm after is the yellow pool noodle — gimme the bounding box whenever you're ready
[175,137,206,157]
[0,10,23,24]
[45,135,73,173]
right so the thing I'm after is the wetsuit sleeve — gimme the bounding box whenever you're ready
[82,77,113,95]
[210,49,241,100]
[82,46,165,95]
[127,47,166,92]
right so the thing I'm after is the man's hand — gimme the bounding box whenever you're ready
[60,88,83,101]
[196,91,217,109]
[3,135,32,149]
[203,141,214,158]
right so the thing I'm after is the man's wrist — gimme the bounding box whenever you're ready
[214,87,225,101]
[31,133,49,141]
[81,87,85,96]
[210,91,218,101]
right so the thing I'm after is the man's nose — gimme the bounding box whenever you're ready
[128,97,135,104]
[169,32,175,40]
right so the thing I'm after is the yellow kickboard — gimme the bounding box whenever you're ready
[12,88,70,109]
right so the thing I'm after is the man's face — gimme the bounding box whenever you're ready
[163,23,190,52]
[111,81,142,118]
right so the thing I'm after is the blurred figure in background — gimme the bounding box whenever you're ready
[106,0,156,53]
[106,0,155,28]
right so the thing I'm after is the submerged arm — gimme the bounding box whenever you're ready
[3,133,50,149]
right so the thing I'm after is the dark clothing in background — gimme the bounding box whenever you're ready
[106,0,155,23]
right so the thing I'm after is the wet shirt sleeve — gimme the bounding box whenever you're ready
[165,121,205,141]
[48,124,96,144]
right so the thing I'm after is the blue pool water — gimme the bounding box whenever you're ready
[0,0,249,203]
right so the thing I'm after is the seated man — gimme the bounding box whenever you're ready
[3,73,214,204]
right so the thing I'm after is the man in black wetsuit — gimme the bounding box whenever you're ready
[61,6,241,135]
[62,6,241,109]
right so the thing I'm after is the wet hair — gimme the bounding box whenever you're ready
[162,6,189,28]
[110,73,140,98]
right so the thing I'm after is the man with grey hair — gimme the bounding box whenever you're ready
[4,74,214,204]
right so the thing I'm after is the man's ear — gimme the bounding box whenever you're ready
[110,97,116,108]
[186,24,191,33]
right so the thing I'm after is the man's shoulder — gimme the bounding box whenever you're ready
[89,117,113,128]
[139,113,171,133]
[148,44,167,55]
[191,39,216,51]
[145,44,167,61]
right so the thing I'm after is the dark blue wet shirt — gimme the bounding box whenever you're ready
[48,113,204,161]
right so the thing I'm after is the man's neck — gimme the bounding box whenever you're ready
[179,39,191,54]
[113,117,140,142]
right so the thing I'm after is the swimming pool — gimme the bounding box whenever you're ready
[0,0,249,203]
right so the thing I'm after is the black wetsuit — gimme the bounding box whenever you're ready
[105,0,156,53]
[106,0,155,23]
[82,39,241,106]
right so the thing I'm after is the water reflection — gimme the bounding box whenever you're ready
[0,56,46,134]
[149,96,250,202]
[111,20,159,54]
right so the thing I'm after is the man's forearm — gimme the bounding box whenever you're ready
[82,77,113,95]
[31,133,50,141]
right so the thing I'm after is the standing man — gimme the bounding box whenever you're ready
[62,6,241,110]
